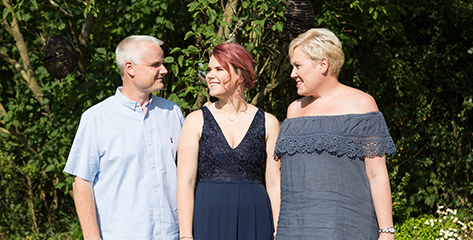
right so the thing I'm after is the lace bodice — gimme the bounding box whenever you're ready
[274,112,396,159]
[198,106,266,183]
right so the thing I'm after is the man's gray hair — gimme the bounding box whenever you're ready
[115,35,164,78]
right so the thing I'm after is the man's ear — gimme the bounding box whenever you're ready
[320,58,329,75]
[125,61,135,77]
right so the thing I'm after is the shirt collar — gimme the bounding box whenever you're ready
[115,87,154,112]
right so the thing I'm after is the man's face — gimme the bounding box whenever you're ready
[132,44,168,93]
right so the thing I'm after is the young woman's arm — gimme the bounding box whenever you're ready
[264,112,281,232]
[177,110,203,239]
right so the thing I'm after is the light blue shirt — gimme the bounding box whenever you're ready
[64,87,184,240]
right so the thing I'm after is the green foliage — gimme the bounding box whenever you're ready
[373,0,473,215]
[395,206,473,240]
[391,170,412,222]
[1,0,472,237]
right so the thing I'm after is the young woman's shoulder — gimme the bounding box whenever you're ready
[182,108,204,129]
[185,108,203,120]
[178,108,204,146]
[264,112,280,128]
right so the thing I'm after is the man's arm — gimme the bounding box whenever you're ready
[73,176,102,240]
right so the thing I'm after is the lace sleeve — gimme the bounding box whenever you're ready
[274,133,396,159]
[274,112,397,159]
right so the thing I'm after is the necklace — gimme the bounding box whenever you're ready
[216,102,246,122]
[222,110,242,122]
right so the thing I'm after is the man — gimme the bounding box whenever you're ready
[64,35,184,240]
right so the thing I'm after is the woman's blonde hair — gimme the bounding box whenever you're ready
[289,28,345,76]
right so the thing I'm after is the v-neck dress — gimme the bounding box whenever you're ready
[273,112,396,240]
[192,106,274,240]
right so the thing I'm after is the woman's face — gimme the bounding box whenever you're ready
[206,55,240,97]
[290,47,323,96]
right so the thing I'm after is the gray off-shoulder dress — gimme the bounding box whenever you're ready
[273,112,396,240]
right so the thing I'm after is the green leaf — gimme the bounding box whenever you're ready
[2,8,9,21]
[164,56,174,63]
[373,11,379,20]
[160,3,168,11]
[187,1,200,12]
[253,19,265,25]
[357,4,363,12]
[95,48,107,54]
[172,64,179,77]
[187,45,199,54]
[220,21,231,27]
[242,1,250,8]
[253,26,262,36]
[13,10,21,21]
[30,0,38,9]
[208,9,217,23]
[55,182,65,189]
[184,31,194,40]
[275,21,284,32]
[260,3,269,11]
[170,47,182,54]
[45,164,55,172]
[165,21,175,30]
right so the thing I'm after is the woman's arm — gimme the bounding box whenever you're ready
[365,155,395,240]
[264,112,281,232]
[177,110,203,239]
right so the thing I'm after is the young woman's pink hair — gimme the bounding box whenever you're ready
[210,42,257,89]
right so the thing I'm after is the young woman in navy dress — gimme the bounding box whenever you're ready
[177,42,280,240]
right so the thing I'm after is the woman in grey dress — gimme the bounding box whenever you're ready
[274,28,396,240]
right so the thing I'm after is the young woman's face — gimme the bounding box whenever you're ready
[206,56,240,97]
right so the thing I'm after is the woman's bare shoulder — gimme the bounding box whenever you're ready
[343,87,379,113]
[287,97,312,118]
[182,109,204,128]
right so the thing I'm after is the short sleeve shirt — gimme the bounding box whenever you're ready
[64,87,184,240]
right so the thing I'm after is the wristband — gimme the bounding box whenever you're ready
[378,227,395,234]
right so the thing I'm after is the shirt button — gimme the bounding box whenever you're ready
[148,142,151,145]
[151,165,154,169]
[154,189,157,192]
[156,212,160,216]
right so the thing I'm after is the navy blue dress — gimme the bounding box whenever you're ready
[193,106,274,240]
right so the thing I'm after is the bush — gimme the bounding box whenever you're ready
[395,206,473,240]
